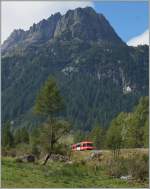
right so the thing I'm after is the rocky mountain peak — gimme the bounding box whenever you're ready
[2,7,125,55]
[1,29,26,53]
[54,7,124,45]
[2,12,61,54]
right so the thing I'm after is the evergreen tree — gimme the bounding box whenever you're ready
[21,127,29,144]
[14,127,29,145]
[34,76,69,165]
[40,119,71,164]
[30,127,40,146]
[30,127,41,159]
[73,130,86,143]
[14,128,22,145]
[2,121,14,148]
[34,76,64,117]
[88,122,104,149]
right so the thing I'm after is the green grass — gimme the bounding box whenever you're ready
[1,157,148,188]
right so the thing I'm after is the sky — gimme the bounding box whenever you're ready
[1,1,149,46]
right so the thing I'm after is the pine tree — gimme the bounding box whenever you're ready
[34,76,64,117]
[88,122,104,149]
[21,127,29,144]
[14,127,29,145]
[2,121,14,148]
[34,76,69,165]
[74,130,86,143]
[14,128,22,145]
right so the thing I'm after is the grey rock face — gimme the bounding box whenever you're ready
[2,7,125,55]
[1,29,26,53]
[27,12,61,42]
[2,12,61,54]
[54,7,124,45]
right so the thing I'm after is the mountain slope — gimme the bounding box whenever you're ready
[1,7,149,130]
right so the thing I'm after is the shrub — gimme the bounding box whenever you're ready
[31,144,41,159]
[2,147,17,157]
[52,144,70,156]
[107,154,149,181]
[128,154,149,181]
[15,158,23,163]
[1,147,8,157]
[80,159,86,165]
[107,158,128,178]
[8,149,17,157]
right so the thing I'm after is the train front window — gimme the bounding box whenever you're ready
[87,143,93,147]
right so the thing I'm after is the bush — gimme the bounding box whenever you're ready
[53,144,70,156]
[107,158,128,178]
[31,144,41,159]
[107,154,149,181]
[2,147,8,157]
[8,149,17,157]
[2,147,16,157]
[128,154,149,181]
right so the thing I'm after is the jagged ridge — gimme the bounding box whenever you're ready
[2,7,125,55]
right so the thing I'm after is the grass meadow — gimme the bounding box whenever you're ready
[1,149,149,188]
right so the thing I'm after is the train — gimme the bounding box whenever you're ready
[71,141,95,151]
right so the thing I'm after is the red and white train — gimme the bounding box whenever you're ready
[71,141,95,151]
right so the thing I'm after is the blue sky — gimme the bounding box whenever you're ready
[94,1,148,42]
[2,1,149,45]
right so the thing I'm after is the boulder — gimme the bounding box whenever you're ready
[90,151,103,160]
[26,155,35,162]
[49,154,69,162]
[15,155,35,163]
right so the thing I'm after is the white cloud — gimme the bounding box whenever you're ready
[2,1,94,43]
[127,30,149,47]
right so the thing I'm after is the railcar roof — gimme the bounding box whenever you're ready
[72,141,93,145]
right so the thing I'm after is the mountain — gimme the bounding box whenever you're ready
[1,7,149,130]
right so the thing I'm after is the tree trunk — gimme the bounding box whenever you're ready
[43,154,50,165]
[43,117,54,165]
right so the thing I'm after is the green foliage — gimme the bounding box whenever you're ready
[73,130,87,143]
[2,121,14,148]
[34,76,64,116]
[31,144,41,159]
[143,119,149,147]
[88,123,104,149]
[2,157,148,188]
[106,113,124,151]
[107,154,149,181]
[30,127,41,146]
[14,127,29,145]
[107,158,128,178]
[106,96,149,150]
[2,41,148,131]
[124,96,149,148]
[128,154,149,181]
[39,119,71,153]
